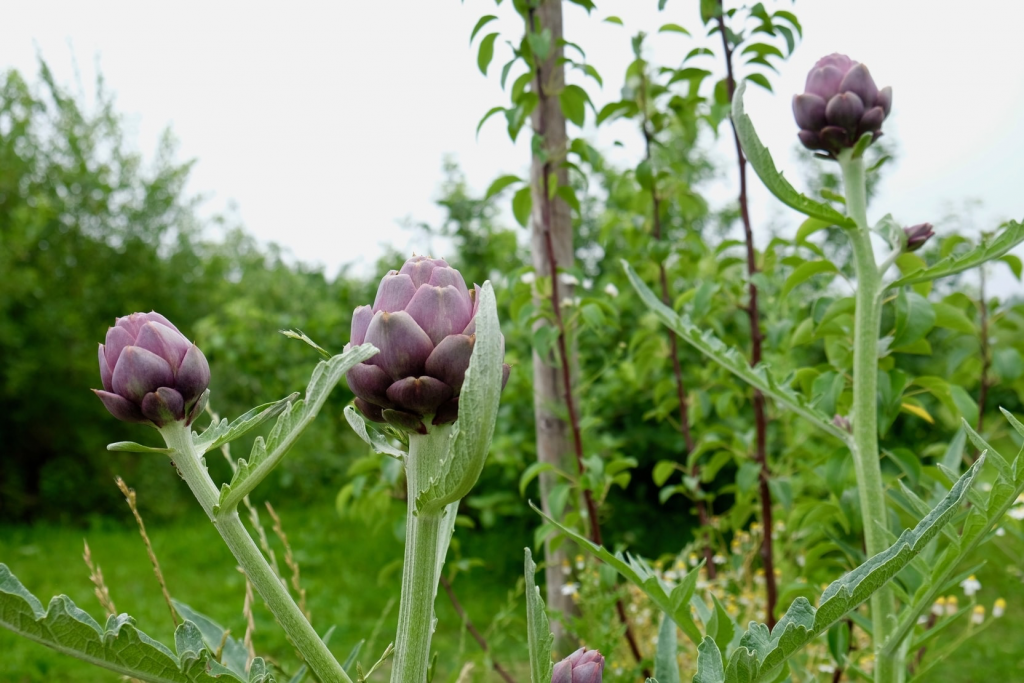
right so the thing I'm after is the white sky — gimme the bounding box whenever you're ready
[3,0,1023,285]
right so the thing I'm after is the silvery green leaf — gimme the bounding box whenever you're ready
[0,563,264,682]
[194,394,298,456]
[737,456,983,681]
[887,220,1024,288]
[731,82,854,228]
[524,548,554,683]
[217,343,377,512]
[280,329,332,359]
[655,615,681,683]
[415,282,503,513]
[107,441,174,454]
[622,261,850,444]
[961,418,1012,479]
[172,600,249,677]
[884,410,1024,654]
[692,637,725,683]
[344,405,406,460]
[531,501,703,646]
[874,214,906,252]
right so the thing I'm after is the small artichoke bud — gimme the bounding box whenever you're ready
[94,312,210,427]
[794,53,892,157]
[832,414,852,433]
[347,256,510,433]
[552,648,605,683]
[903,223,935,252]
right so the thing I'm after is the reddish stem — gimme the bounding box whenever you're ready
[527,5,646,668]
[638,71,716,578]
[717,5,776,627]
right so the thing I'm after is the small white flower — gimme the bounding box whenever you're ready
[993,598,1006,618]
[932,597,946,616]
[713,554,726,565]
[972,605,986,625]
[560,296,581,307]
[1009,497,1024,520]
[796,555,806,567]
[560,582,579,597]
[960,575,982,597]
[582,278,593,290]
[946,596,959,615]
[575,555,585,571]
[520,271,536,285]
[559,273,579,286]
[604,283,619,298]
[817,665,836,674]
[996,527,1006,537]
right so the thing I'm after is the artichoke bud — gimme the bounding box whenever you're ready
[94,312,210,428]
[903,223,935,252]
[794,53,891,157]
[346,256,510,433]
[552,648,605,683]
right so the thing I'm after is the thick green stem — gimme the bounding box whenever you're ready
[160,423,350,683]
[837,151,900,683]
[391,425,455,683]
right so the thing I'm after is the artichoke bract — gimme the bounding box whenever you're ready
[552,648,605,683]
[793,53,892,157]
[904,222,935,252]
[346,255,510,434]
[93,312,210,427]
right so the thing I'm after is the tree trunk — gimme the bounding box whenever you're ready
[527,0,578,648]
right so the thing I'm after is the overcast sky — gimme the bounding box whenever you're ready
[3,0,1023,285]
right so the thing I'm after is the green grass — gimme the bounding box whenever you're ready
[1,501,1022,682]
[0,502,530,682]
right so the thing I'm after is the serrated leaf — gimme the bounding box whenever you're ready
[888,220,1024,288]
[217,344,378,511]
[525,548,554,683]
[0,564,258,682]
[344,406,406,459]
[172,600,249,677]
[623,261,850,443]
[415,283,503,513]
[732,457,983,681]
[655,615,681,683]
[531,501,704,646]
[193,395,297,456]
[107,442,174,454]
[731,82,854,228]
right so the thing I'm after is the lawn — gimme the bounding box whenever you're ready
[1,501,1022,681]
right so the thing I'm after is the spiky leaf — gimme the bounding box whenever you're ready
[525,548,554,683]
[0,564,271,682]
[623,261,849,443]
[888,221,1024,289]
[731,82,854,228]
[193,395,298,456]
[217,343,377,511]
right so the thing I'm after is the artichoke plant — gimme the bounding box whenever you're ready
[94,312,210,427]
[793,53,892,156]
[346,255,509,434]
[552,648,605,683]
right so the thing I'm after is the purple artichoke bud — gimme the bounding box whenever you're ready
[347,256,510,432]
[552,648,605,683]
[94,312,210,428]
[795,54,891,157]
[903,223,935,252]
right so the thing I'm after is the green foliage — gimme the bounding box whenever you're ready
[215,344,377,512]
[524,548,554,683]
[0,564,270,682]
